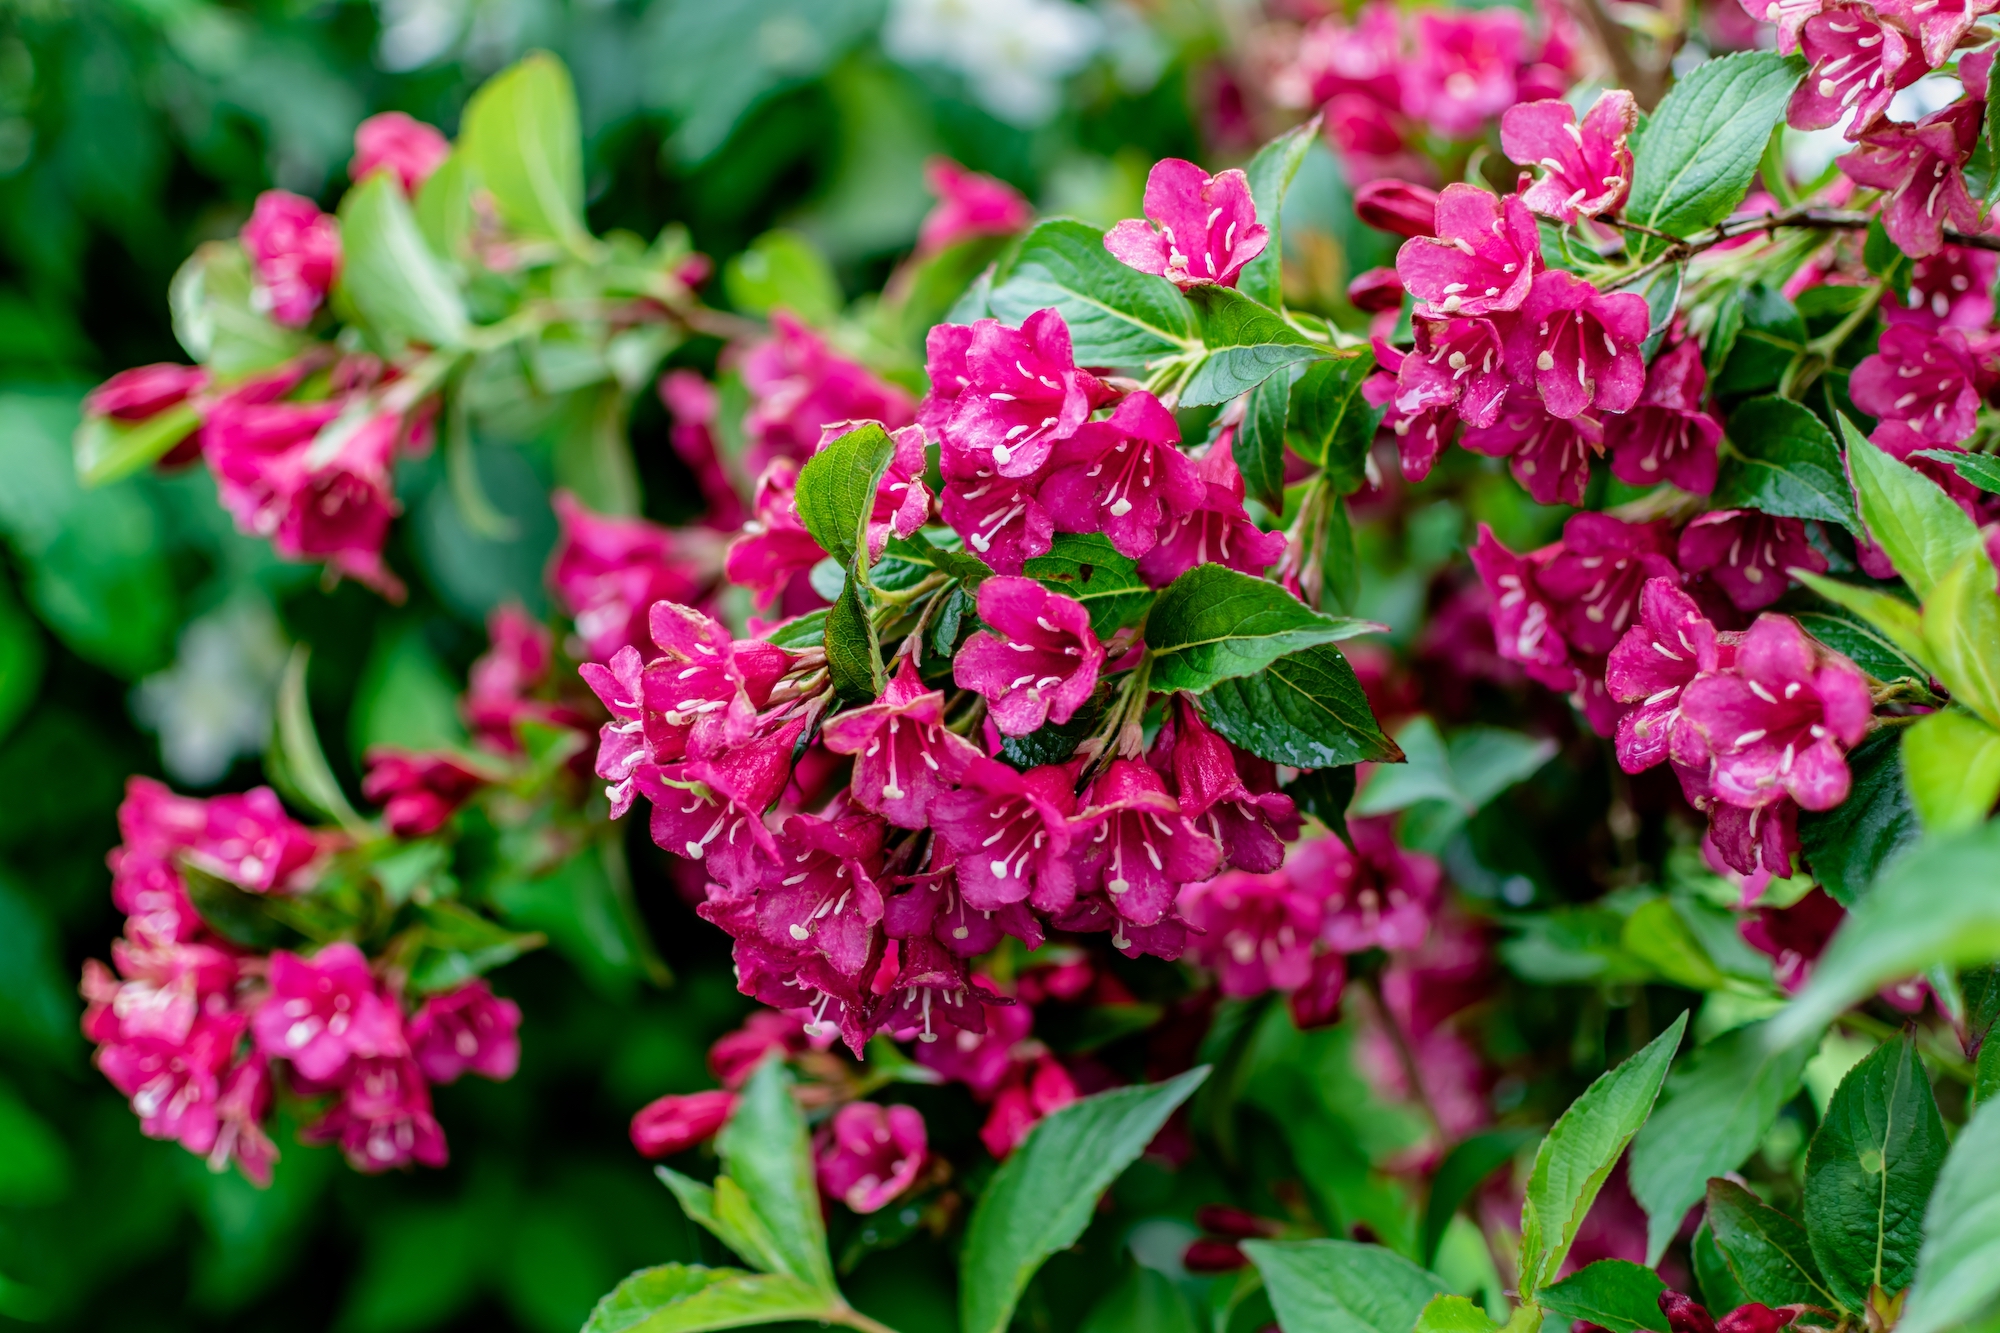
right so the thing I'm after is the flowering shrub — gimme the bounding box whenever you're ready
[54,0,2000,1328]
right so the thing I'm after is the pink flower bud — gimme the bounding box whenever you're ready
[1354,179,1440,239]
[84,363,207,422]
[1347,267,1405,313]
[350,111,451,194]
[630,1089,737,1158]
[240,191,340,327]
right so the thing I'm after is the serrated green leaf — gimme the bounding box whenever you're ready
[1022,534,1154,637]
[1921,545,2000,729]
[959,1067,1208,1333]
[1241,1239,1448,1333]
[73,402,202,488]
[1791,572,1931,676]
[1519,1013,1687,1296]
[1182,288,1325,407]
[713,1059,838,1293]
[988,218,1197,365]
[1539,1260,1669,1333]
[763,609,827,650]
[1630,1020,1817,1265]
[1798,729,1921,906]
[337,171,470,350]
[1286,351,1381,495]
[1916,448,2000,496]
[1901,708,2000,833]
[1144,564,1364,693]
[1234,367,1293,514]
[1713,397,1857,531]
[1803,1034,1947,1307]
[1196,642,1400,768]
[1693,1222,1752,1313]
[1901,1097,2000,1333]
[1706,1178,1837,1310]
[582,1263,834,1333]
[1237,118,1319,310]
[1844,416,1982,597]
[824,579,883,702]
[794,422,891,572]
[1626,51,1808,245]
[459,53,591,257]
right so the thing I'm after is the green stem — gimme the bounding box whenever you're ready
[829,1301,904,1333]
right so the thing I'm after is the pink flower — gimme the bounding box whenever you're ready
[1604,339,1722,493]
[1398,317,1512,428]
[1461,400,1604,507]
[1876,0,1997,67]
[921,310,1109,479]
[95,1009,244,1156]
[1153,695,1299,874]
[1504,270,1650,420]
[919,157,1033,255]
[1039,391,1205,559]
[931,758,1079,913]
[210,1055,279,1185]
[638,715,803,882]
[251,943,407,1083]
[725,459,827,605]
[464,604,586,752]
[1365,345,1456,484]
[240,191,341,327]
[882,935,1001,1046]
[307,1056,448,1172]
[858,424,934,558]
[350,111,451,194]
[1289,819,1441,954]
[708,1011,810,1089]
[741,312,916,470]
[1606,577,1720,774]
[913,988,1034,1099]
[1738,886,1844,988]
[815,1102,927,1213]
[1680,614,1874,811]
[1136,440,1288,587]
[1848,324,1986,444]
[361,749,486,837]
[939,468,1055,575]
[1354,179,1441,238]
[980,1056,1078,1158]
[1068,759,1222,930]
[1740,0,1830,51]
[821,657,983,829]
[1840,103,1982,258]
[1396,184,1540,318]
[885,864,1045,958]
[631,1089,737,1157]
[1469,524,1575,690]
[1677,510,1827,612]
[408,980,521,1084]
[734,813,888,994]
[1180,870,1322,996]
[84,363,208,422]
[1534,513,1681,657]
[1104,159,1270,290]
[1278,4,1404,109]
[1711,797,1804,881]
[660,370,747,529]
[1788,6,1918,136]
[1289,952,1349,1029]
[1402,9,1524,138]
[1501,91,1637,223]
[1887,246,1997,328]
[184,785,322,894]
[953,577,1104,736]
[550,491,715,663]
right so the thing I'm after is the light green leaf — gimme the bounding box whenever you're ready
[269,647,367,835]
[582,1263,836,1333]
[723,231,843,326]
[336,171,470,349]
[1844,416,1982,598]
[459,53,592,257]
[413,148,474,260]
[1619,898,1730,992]
[1538,1260,1669,1333]
[1706,1177,1838,1310]
[1413,1294,1501,1333]
[1022,534,1154,637]
[988,218,1198,365]
[959,1067,1208,1333]
[794,422,889,572]
[168,240,307,374]
[1238,117,1320,309]
[73,401,202,488]
[1770,820,2000,1045]
[1242,1239,1449,1333]
[1234,366,1293,514]
[1630,1020,1817,1265]
[1144,564,1365,693]
[1519,1014,1688,1296]
[1712,397,1857,532]
[1626,51,1808,243]
[1902,708,2000,833]
[1353,717,1554,817]
[1182,287,1324,407]
[712,1058,837,1294]
[1900,1097,2000,1333]
[1196,642,1401,769]
[1921,545,2000,729]
[1916,449,2000,497]
[1287,351,1382,496]
[655,1172,788,1281]
[1792,572,1930,673]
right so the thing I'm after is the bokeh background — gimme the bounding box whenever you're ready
[0,2,1407,1329]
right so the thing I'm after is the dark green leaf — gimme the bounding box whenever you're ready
[1182,288,1325,407]
[1241,1239,1448,1333]
[402,902,545,994]
[1792,571,1930,671]
[1901,1098,2000,1333]
[1234,367,1293,514]
[1538,1260,1669,1333]
[459,53,592,257]
[1712,285,1806,400]
[1693,1222,1751,1314]
[959,1067,1208,1333]
[1022,534,1155,637]
[1197,642,1400,768]
[1319,495,1358,613]
[1844,416,1981,597]
[1803,1034,1947,1307]
[1713,397,1857,532]
[1626,51,1808,245]
[1238,118,1320,310]
[994,684,1103,770]
[1287,351,1381,494]
[1916,449,2000,497]
[988,219,1198,365]
[1629,1020,1817,1264]
[1286,765,1357,846]
[1145,565,1367,694]
[1519,1014,1688,1296]
[713,1059,837,1292]
[581,1263,834,1333]
[1792,605,1929,686]
[1706,1178,1836,1310]
[336,171,470,350]
[1078,1263,1198,1333]
[1864,219,1915,289]
[73,402,202,488]
[794,422,891,572]
[1421,1129,1537,1265]
[825,579,882,703]
[1797,729,1920,906]
[180,859,307,951]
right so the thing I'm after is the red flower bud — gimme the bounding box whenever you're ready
[1347,266,1406,313]
[1195,1204,1282,1239]
[1182,1239,1249,1273]
[630,1089,737,1158]
[1353,179,1440,239]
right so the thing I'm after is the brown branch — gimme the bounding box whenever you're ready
[1568,0,1663,108]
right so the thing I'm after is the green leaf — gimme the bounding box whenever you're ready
[1706,1178,1837,1310]
[988,218,1197,365]
[1845,417,1982,598]
[1620,897,1731,992]
[1797,729,1921,906]
[1630,1020,1817,1265]
[1693,1222,1752,1313]
[459,53,592,257]
[582,1263,835,1333]
[1238,117,1319,310]
[764,610,827,650]
[1241,1239,1449,1333]
[1413,1294,1501,1333]
[722,231,843,327]
[73,401,202,487]
[1901,1097,2000,1333]
[1771,820,2000,1044]
[824,579,883,703]
[1196,642,1401,768]
[413,148,474,260]
[958,1066,1208,1333]
[1712,397,1857,531]
[655,1172,787,1281]
[1422,1129,1537,1266]
[1287,765,1357,844]
[1802,1034,1947,1308]
[1625,51,1807,243]
[336,171,471,350]
[269,647,367,835]
[1902,708,2000,833]
[1921,545,2000,729]
[1916,448,2000,497]
[402,902,545,994]
[794,422,890,572]
[1353,717,1554,817]
[711,1059,837,1294]
[1792,572,1931,676]
[1144,564,1364,694]
[1234,367,1293,514]
[1182,288,1325,407]
[180,858,307,951]
[168,240,308,375]
[1519,1013,1688,1296]
[1287,351,1382,495]
[1538,1260,1669,1333]
[1022,534,1155,637]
